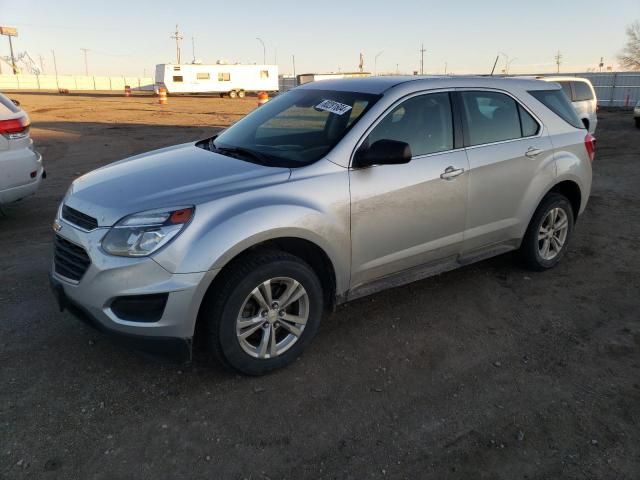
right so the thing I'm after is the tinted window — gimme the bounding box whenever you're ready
[529,89,584,129]
[557,81,573,100]
[519,105,540,137]
[367,93,454,157]
[573,81,594,101]
[461,91,521,146]
[0,93,20,114]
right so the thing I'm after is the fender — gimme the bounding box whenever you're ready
[152,162,352,295]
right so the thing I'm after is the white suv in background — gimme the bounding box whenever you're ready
[0,92,44,205]
[540,77,598,134]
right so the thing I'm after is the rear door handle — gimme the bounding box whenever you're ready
[440,166,465,180]
[525,147,544,158]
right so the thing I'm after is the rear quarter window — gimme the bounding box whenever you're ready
[529,89,584,130]
[572,81,594,101]
[0,93,20,114]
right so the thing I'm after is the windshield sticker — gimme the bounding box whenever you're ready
[315,100,352,116]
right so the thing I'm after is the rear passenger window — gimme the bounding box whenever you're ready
[367,92,454,157]
[460,91,522,146]
[572,82,594,101]
[519,105,540,137]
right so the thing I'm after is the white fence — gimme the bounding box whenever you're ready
[0,74,155,92]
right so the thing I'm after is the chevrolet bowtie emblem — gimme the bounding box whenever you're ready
[52,220,62,233]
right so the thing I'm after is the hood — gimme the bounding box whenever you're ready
[65,142,291,226]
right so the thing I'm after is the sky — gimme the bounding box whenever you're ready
[0,0,638,78]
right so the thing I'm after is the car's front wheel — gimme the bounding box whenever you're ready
[520,193,575,271]
[201,251,324,375]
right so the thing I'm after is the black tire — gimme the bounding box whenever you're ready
[519,193,575,271]
[201,250,324,375]
[635,118,640,129]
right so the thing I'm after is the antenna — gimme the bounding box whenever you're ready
[490,55,499,76]
[170,25,183,64]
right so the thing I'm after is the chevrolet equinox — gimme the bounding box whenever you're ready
[51,77,595,375]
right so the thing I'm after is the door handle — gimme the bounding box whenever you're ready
[440,166,465,180]
[525,147,544,158]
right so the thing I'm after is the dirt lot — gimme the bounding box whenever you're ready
[1,92,639,479]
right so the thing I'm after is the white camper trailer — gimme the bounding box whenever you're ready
[155,64,279,97]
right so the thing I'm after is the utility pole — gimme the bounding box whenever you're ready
[256,37,266,64]
[554,50,562,74]
[170,25,183,64]
[51,49,59,90]
[419,43,426,75]
[80,48,89,75]
[374,51,383,76]
[38,54,45,74]
[599,57,604,73]
[191,37,196,63]
[444,62,448,75]
[292,54,296,86]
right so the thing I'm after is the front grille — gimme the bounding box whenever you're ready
[54,235,91,282]
[62,205,98,231]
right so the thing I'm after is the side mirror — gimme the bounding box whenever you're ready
[353,139,412,168]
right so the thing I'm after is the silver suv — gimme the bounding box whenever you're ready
[51,77,594,375]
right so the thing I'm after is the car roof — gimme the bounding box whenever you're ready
[296,75,558,95]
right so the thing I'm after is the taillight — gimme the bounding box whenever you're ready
[584,133,596,162]
[0,116,30,138]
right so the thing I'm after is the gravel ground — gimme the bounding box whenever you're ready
[1,93,639,479]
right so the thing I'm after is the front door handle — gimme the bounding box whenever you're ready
[525,147,544,158]
[440,166,465,180]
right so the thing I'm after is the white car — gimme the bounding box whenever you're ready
[634,100,640,129]
[540,77,598,134]
[0,92,44,205]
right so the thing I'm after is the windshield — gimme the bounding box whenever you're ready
[211,89,381,167]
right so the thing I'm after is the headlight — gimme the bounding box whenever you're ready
[101,206,194,257]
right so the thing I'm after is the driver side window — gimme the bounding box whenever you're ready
[366,92,454,157]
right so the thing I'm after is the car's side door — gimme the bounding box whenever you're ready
[457,89,555,257]
[349,91,469,289]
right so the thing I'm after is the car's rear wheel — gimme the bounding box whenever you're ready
[201,251,323,375]
[520,193,574,271]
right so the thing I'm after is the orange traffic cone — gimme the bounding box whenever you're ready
[257,91,269,106]
[158,88,168,105]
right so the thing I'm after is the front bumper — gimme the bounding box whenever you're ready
[50,274,193,361]
[51,219,219,359]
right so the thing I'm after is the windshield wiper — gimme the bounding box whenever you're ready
[211,143,271,165]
